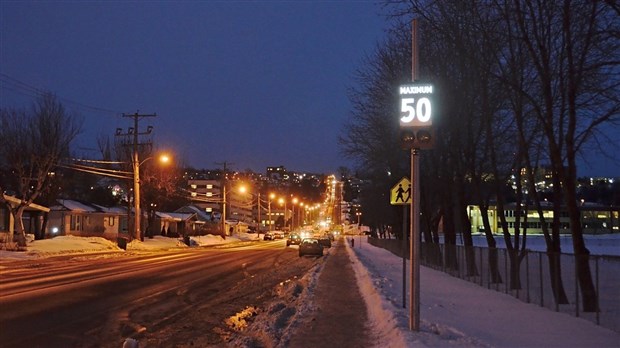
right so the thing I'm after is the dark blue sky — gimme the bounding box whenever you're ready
[1,1,387,174]
[2,2,617,177]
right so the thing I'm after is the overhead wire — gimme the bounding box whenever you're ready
[0,72,123,116]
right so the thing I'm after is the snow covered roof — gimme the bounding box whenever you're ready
[92,204,127,214]
[50,200,127,215]
[50,199,97,212]
[175,205,211,222]
[155,211,196,221]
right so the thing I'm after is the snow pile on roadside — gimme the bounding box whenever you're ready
[17,235,122,258]
[0,232,261,259]
[346,241,488,347]
[227,257,326,348]
[345,243,408,348]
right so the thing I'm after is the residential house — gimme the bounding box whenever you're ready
[48,199,128,240]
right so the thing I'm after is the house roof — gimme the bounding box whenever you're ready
[1,194,50,212]
[175,205,211,222]
[92,204,127,214]
[51,199,98,212]
[50,199,126,215]
[156,211,196,222]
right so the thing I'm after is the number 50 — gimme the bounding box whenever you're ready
[400,97,432,123]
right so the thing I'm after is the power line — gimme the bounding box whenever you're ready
[0,72,123,115]
[68,157,127,165]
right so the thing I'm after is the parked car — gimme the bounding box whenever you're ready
[299,238,323,257]
[286,233,302,246]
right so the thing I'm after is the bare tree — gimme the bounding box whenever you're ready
[506,0,619,312]
[0,93,81,246]
[339,29,412,238]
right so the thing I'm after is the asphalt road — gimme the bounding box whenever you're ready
[0,239,319,347]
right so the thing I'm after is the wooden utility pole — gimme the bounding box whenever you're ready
[215,161,234,236]
[118,111,156,241]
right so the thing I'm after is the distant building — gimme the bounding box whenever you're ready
[467,202,619,235]
[267,166,287,181]
[187,179,252,224]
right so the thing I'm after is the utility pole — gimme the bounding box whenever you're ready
[116,111,156,241]
[257,192,261,231]
[215,161,234,236]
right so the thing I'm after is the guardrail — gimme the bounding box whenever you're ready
[368,237,620,333]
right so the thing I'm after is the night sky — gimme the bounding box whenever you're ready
[1,2,617,177]
[1,1,387,175]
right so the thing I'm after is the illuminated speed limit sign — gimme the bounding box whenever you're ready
[399,84,433,127]
[398,83,435,149]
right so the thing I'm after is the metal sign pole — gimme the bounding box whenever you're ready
[410,148,420,331]
[402,204,407,308]
[410,18,420,332]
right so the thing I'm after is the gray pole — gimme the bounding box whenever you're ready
[409,18,421,332]
[402,204,408,308]
[410,148,420,331]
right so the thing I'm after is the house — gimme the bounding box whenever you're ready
[153,211,198,237]
[47,199,129,240]
[0,194,50,242]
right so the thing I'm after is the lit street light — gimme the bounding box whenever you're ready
[134,153,171,241]
[278,197,287,231]
[268,193,276,231]
[292,197,299,230]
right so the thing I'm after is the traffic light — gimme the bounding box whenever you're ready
[399,128,434,150]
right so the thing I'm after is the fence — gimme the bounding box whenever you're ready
[368,237,620,333]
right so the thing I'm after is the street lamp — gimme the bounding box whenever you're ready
[292,197,299,230]
[134,153,171,241]
[268,193,276,231]
[238,184,260,232]
[299,202,305,227]
[278,197,286,230]
[221,179,227,238]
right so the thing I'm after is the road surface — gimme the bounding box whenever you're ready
[0,239,318,347]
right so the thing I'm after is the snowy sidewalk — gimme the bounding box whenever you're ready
[286,239,371,347]
[346,238,620,347]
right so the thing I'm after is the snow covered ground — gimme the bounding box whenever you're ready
[346,237,620,347]
[463,233,620,256]
[1,233,619,347]
[0,233,261,260]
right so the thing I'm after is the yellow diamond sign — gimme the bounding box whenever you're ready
[390,177,411,205]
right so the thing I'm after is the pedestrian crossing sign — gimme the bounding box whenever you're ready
[390,177,412,205]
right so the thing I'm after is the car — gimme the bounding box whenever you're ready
[263,232,275,240]
[318,235,332,248]
[299,238,323,257]
[286,233,302,246]
[273,231,285,239]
